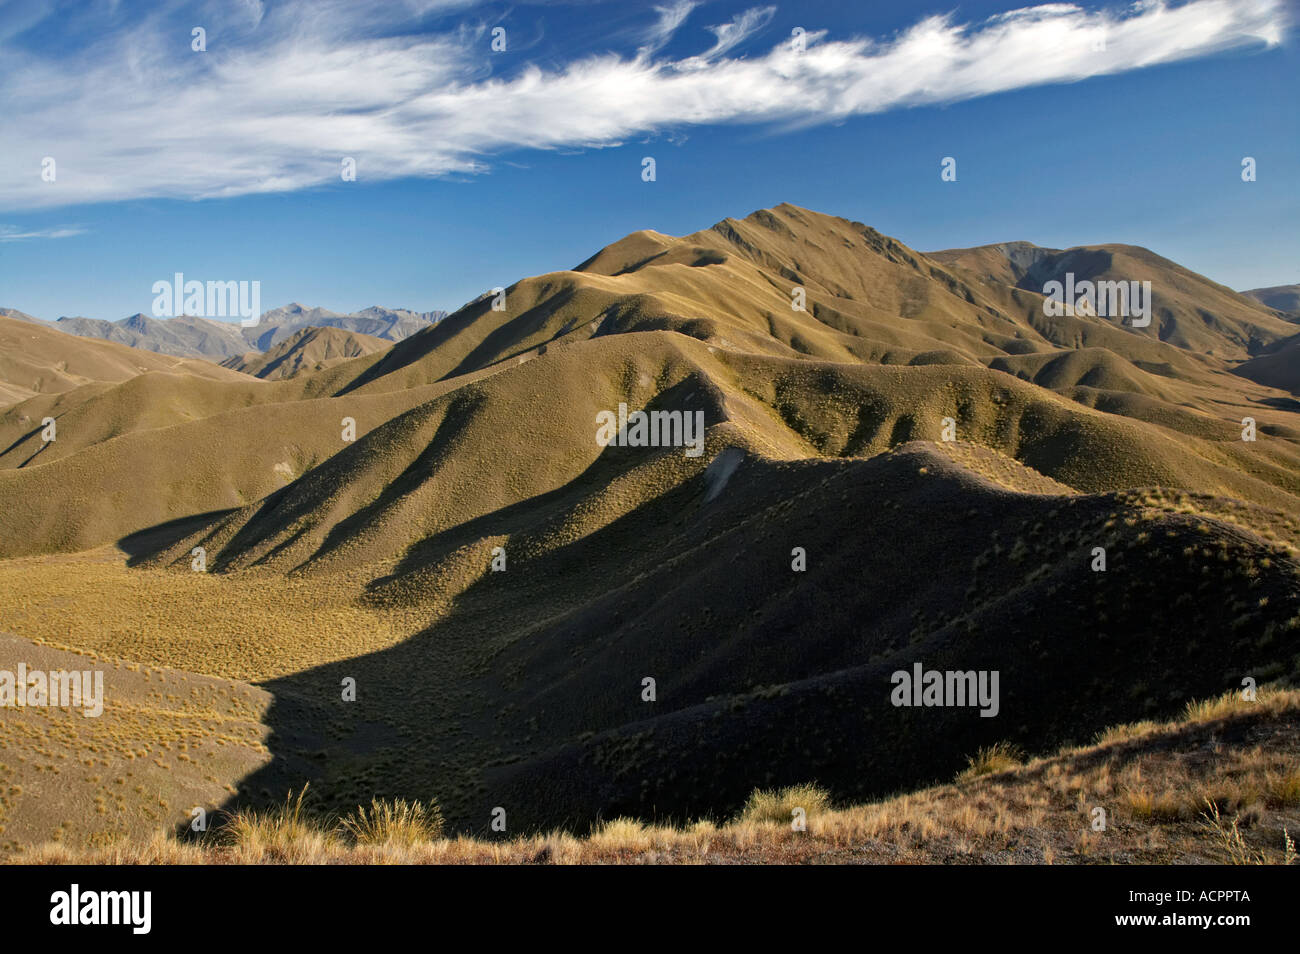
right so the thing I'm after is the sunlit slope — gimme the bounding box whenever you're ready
[331,205,1292,436]
[0,630,270,853]
[115,329,1300,588]
[6,205,1292,468]
[931,241,1294,358]
[2,330,1297,566]
[222,326,390,381]
[0,380,475,558]
[335,204,1065,396]
[0,315,247,406]
[1,203,1297,575]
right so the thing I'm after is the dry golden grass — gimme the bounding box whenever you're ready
[14,686,1298,865]
[3,204,1300,863]
[0,631,271,856]
[957,742,1025,781]
[0,549,421,681]
[219,786,328,861]
[737,784,832,825]
[337,795,444,846]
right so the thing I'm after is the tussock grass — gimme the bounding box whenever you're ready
[12,684,1300,864]
[1093,721,1159,746]
[1124,789,1186,823]
[1184,693,1257,723]
[218,786,338,861]
[337,797,444,846]
[958,742,1024,780]
[737,784,831,825]
[1265,768,1300,808]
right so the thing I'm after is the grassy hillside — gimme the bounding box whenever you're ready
[0,204,1297,858]
[0,316,247,406]
[222,326,391,380]
[14,688,1298,864]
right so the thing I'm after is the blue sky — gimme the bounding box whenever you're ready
[0,0,1295,322]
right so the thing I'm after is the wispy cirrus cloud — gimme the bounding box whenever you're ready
[639,1,697,56]
[682,4,776,66]
[0,224,86,241]
[0,0,1288,211]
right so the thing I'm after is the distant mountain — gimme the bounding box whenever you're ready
[1241,284,1300,317]
[0,314,248,405]
[221,325,390,380]
[244,303,446,351]
[54,313,251,360]
[929,241,1293,357]
[0,304,447,362]
[0,307,46,324]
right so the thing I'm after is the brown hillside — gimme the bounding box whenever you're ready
[222,326,390,380]
[1234,334,1300,395]
[0,204,1297,848]
[0,627,270,854]
[930,241,1293,358]
[0,316,246,406]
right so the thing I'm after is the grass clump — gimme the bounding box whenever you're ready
[958,742,1024,781]
[337,797,444,846]
[738,783,831,825]
[1124,789,1186,823]
[219,785,338,859]
[1093,720,1159,746]
[1265,768,1300,808]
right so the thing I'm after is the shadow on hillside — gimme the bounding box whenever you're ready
[118,509,240,565]
[178,436,1300,838]
[1255,395,1300,413]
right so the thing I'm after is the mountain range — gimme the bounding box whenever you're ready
[0,303,447,363]
[0,203,1297,852]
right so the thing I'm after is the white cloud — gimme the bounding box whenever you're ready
[682,5,776,66]
[640,1,696,56]
[0,225,86,241]
[0,0,1288,211]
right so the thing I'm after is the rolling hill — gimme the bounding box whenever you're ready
[0,315,250,406]
[1242,283,1300,316]
[929,241,1295,357]
[0,203,1297,851]
[221,326,391,381]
